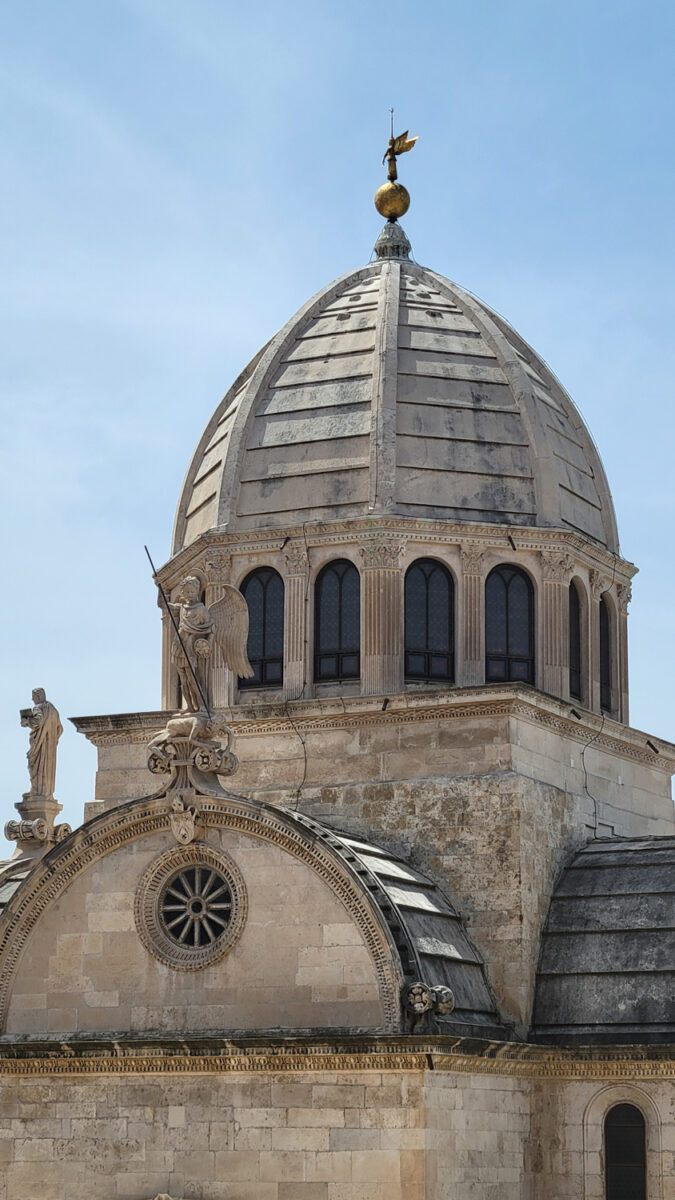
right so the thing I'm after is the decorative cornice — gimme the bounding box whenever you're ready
[0,1038,672,1080]
[159,520,637,592]
[70,687,675,770]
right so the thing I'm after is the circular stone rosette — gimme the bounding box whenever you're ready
[134,844,247,970]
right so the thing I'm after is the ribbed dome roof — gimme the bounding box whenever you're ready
[532,838,675,1044]
[172,243,618,554]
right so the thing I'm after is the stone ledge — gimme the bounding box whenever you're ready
[0,1033,673,1079]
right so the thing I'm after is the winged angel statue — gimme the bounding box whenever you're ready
[165,574,253,712]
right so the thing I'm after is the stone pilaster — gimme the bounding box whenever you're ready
[284,543,309,701]
[360,538,405,695]
[540,552,574,700]
[460,546,484,685]
[616,581,632,724]
[589,569,611,715]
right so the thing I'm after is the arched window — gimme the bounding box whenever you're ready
[485,565,534,684]
[314,559,360,682]
[405,559,454,682]
[605,1103,646,1200]
[600,594,612,712]
[569,581,582,700]
[240,567,284,688]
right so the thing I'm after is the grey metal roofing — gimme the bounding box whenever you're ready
[532,837,675,1045]
[291,812,508,1038]
[172,246,618,552]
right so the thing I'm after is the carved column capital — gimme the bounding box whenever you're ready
[617,581,632,615]
[359,537,405,569]
[589,569,611,600]
[460,545,485,575]
[540,550,575,583]
[284,542,309,575]
[203,550,232,584]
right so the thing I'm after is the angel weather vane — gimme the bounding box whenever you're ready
[146,548,253,714]
[382,113,418,183]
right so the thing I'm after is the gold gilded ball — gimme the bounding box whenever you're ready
[374,181,410,219]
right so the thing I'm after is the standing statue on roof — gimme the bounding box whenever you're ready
[163,575,253,712]
[21,688,63,801]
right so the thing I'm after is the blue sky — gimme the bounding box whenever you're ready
[1,0,674,831]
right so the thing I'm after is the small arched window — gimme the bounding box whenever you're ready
[600,594,612,712]
[405,559,454,682]
[314,560,360,682]
[485,565,534,684]
[604,1103,646,1200]
[240,567,284,688]
[569,581,582,700]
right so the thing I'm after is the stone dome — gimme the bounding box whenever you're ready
[532,837,675,1044]
[173,228,618,555]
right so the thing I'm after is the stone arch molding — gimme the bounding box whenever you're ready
[0,793,403,1030]
[582,1083,664,1200]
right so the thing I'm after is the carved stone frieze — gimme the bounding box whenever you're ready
[359,538,406,568]
[540,550,575,582]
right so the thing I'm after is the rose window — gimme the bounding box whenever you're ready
[135,844,247,970]
[160,865,233,948]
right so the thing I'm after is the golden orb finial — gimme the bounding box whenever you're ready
[375,114,418,222]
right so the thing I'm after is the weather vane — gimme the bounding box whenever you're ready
[375,108,418,222]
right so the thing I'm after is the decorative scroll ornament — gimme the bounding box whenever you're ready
[147,712,238,800]
[359,538,406,569]
[284,542,309,575]
[460,545,485,575]
[403,980,456,1031]
[540,551,575,582]
[4,818,48,844]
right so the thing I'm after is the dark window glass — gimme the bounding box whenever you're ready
[485,565,534,684]
[240,568,284,689]
[405,559,455,682]
[569,582,582,700]
[605,1103,646,1200]
[600,595,612,712]
[314,560,360,682]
